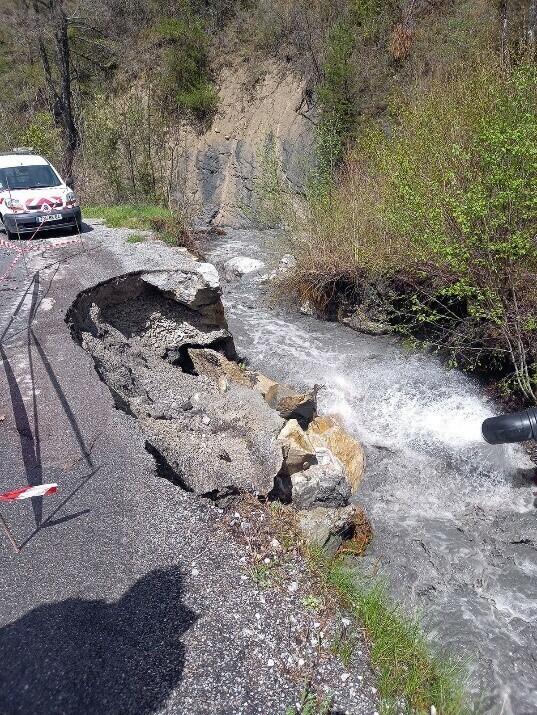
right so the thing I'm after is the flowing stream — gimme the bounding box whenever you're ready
[207,229,537,715]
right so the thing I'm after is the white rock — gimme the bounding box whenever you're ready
[341,673,350,682]
[341,617,351,627]
[299,300,316,316]
[288,582,299,593]
[278,254,297,272]
[223,256,265,280]
[267,658,275,667]
[191,568,200,576]
[198,262,220,288]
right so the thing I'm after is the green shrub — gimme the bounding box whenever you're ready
[17,112,61,161]
[82,92,175,204]
[315,20,356,185]
[153,12,217,121]
[369,62,537,398]
[176,80,218,117]
[288,60,537,402]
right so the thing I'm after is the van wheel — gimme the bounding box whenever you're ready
[0,216,14,240]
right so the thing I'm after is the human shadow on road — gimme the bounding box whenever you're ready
[0,567,197,715]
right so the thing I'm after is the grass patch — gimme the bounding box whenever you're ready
[309,549,471,715]
[84,204,173,230]
[84,204,204,256]
[285,685,333,715]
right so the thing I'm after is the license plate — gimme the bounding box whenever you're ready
[37,214,62,223]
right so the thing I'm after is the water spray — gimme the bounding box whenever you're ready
[482,407,537,445]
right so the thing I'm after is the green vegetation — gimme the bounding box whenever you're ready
[330,629,355,667]
[85,203,203,254]
[315,20,356,183]
[285,686,332,715]
[262,501,470,714]
[288,59,537,403]
[309,549,470,715]
[249,562,279,588]
[300,594,324,612]
[84,204,173,229]
[153,14,217,121]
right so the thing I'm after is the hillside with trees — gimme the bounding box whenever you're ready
[1,0,537,401]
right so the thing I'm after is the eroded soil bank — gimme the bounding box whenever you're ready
[207,228,537,715]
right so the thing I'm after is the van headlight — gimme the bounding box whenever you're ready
[65,191,78,205]
[4,198,23,210]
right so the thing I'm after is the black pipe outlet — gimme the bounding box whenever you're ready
[482,407,537,444]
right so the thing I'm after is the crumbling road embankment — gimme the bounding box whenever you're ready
[0,222,377,715]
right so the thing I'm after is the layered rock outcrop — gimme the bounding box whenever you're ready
[174,61,316,227]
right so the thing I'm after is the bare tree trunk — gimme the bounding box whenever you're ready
[529,0,537,57]
[499,0,508,66]
[32,0,80,184]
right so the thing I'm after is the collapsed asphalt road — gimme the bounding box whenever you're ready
[0,222,377,715]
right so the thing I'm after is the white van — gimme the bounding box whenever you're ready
[0,150,81,240]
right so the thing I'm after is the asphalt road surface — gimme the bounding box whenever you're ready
[0,222,376,715]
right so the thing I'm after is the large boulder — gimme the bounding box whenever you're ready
[339,307,391,336]
[307,416,365,494]
[290,460,351,509]
[276,417,365,508]
[264,382,318,426]
[298,505,372,556]
[277,419,316,475]
[223,257,265,280]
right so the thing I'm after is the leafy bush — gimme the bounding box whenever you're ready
[176,80,218,117]
[289,61,537,402]
[153,13,217,121]
[81,92,177,204]
[371,63,537,399]
[316,20,356,179]
[17,112,61,160]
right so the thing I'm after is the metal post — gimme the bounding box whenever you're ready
[0,511,20,553]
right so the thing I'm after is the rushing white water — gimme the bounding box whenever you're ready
[208,229,537,714]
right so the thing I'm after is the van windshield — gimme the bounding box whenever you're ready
[0,164,61,190]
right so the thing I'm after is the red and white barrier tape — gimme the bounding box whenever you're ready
[27,236,81,252]
[0,231,83,283]
[0,483,58,502]
[0,253,22,282]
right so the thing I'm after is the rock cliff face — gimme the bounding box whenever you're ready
[175,61,316,227]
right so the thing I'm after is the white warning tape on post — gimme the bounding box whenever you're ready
[0,231,83,283]
[27,236,81,252]
[0,483,58,502]
[0,252,22,282]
